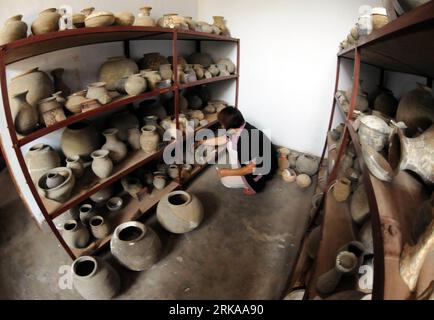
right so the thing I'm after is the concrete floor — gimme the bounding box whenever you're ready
[0,165,314,299]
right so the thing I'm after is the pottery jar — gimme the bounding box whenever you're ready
[210,25,221,34]
[134,7,156,27]
[99,56,139,90]
[89,216,111,239]
[86,82,112,105]
[216,58,236,74]
[37,167,75,203]
[373,89,398,117]
[121,177,143,199]
[72,13,85,28]
[208,64,220,77]
[71,256,120,300]
[203,104,216,114]
[389,125,434,184]
[193,64,205,80]
[372,7,389,30]
[181,164,192,180]
[217,63,230,76]
[108,111,139,142]
[81,99,101,113]
[358,115,390,151]
[51,68,71,97]
[81,7,95,17]
[65,90,88,114]
[345,80,369,112]
[38,96,66,126]
[157,13,188,30]
[52,91,65,105]
[61,121,101,160]
[138,52,169,71]
[212,16,230,36]
[102,128,127,164]
[114,12,134,26]
[176,65,186,84]
[358,220,374,254]
[195,21,213,34]
[184,16,197,30]
[106,197,123,212]
[45,171,64,189]
[277,147,290,174]
[361,144,393,182]
[144,115,164,138]
[79,203,96,225]
[296,174,312,189]
[25,143,60,183]
[116,74,147,96]
[153,174,167,190]
[0,15,27,45]
[31,8,60,35]
[159,64,173,81]
[89,185,114,204]
[9,67,54,108]
[167,165,179,179]
[142,70,162,90]
[84,11,115,28]
[91,150,113,179]
[127,127,141,150]
[306,226,322,259]
[12,90,38,135]
[282,169,297,183]
[296,154,319,176]
[62,220,90,249]
[187,52,214,68]
[350,184,370,224]
[333,178,352,202]
[183,64,197,83]
[66,155,84,178]
[157,190,204,233]
[140,125,160,154]
[110,221,161,271]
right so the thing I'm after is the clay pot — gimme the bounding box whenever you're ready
[358,115,390,151]
[89,216,110,239]
[50,68,71,97]
[106,197,123,212]
[102,128,127,164]
[127,127,141,150]
[0,15,27,45]
[71,256,120,300]
[192,64,205,80]
[31,8,60,35]
[99,56,139,91]
[210,25,221,35]
[157,191,204,234]
[206,64,219,77]
[345,80,369,112]
[141,70,162,90]
[86,82,111,105]
[203,104,216,114]
[9,67,53,108]
[306,226,322,259]
[72,13,85,28]
[140,125,160,154]
[389,125,434,184]
[217,63,230,76]
[168,165,179,179]
[212,16,230,36]
[121,177,143,199]
[372,7,389,30]
[45,171,64,189]
[358,220,374,254]
[38,96,66,126]
[79,204,96,225]
[81,99,101,112]
[176,65,186,84]
[187,52,214,68]
[116,74,147,96]
[91,150,113,179]
[361,144,393,182]
[184,16,197,30]
[144,115,164,138]
[12,91,38,135]
[114,12,134,26]
[159,64,173,81]
[373,89,398,117]
[351,185,370,225]
[157,14,188,30]
[296,154,319,176]
[153,174,167,190]
[37,167,75,203]
[25,144,60,183]
[332,178,351,202]
[110,221,162,271]
[280,169,296,183]
[89,185,113,204]
[81,7,95,17]
[65,90,88,114]
[396,84,434,134]
[61,121,101,160]
[52,91,65,105]
[84,11,115,28]
[138,52,169,71]
[277,148,290,174]
[134,7,156,27]
[296,174,312,189]
[108,111,139,142]
[216,58,236,74]
[195,21,213,34]
[62,220,90,248]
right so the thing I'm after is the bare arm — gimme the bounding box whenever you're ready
[218,162,256,177]
[200,135,227,146]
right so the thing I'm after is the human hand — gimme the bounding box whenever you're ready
[217,168,232,178]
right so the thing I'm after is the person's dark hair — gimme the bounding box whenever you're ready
[217,107,245,129]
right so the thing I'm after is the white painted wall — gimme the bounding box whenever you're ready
[198,0,383,155]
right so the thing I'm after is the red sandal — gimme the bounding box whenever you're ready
[243,188,256,196]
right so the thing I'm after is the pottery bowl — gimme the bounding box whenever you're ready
[85,12,115,28]
[37,167,75,203]
[106,197,123,212]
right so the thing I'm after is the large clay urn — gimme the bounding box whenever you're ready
[389,125,434,184]
[31,8,61,35]
[137,52,169,71]
[98,56,139,90]
[60,121,101,160]
[9,67,54,108]
[110,221,162,271]
[12,90,38,135]
[25,143,60,183]
[139,125,160,154]
[296,154,320,176]
[0,15,28,45]
[71,256,120,300]
[102,128,127,164]
[157,191,204,234]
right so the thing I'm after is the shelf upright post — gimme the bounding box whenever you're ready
[173,30,179,131]
[0,47,76,260]
[235,39,240,107]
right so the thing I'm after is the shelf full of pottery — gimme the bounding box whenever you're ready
[10,52,237,146]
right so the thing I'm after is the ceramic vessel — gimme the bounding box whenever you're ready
[345,80,369,112]
[61,121,101,160]
[91,150,113,179]
[159,64,173,81]
[140,125,160,154]
[358,115,390,151]
[153,174,167,190]
[52,91,65,105]
[373,88,398,117]
[296,154,319,176]
[193,64,205,80]
[37,167,75,203]
[187,52,214,68]
[106,197,123,212]
[62,220,90,249]
[351,184,370,224]
[127,127,141,150]
[89,185,113,204]
[358,220,374,254]
[86,82,111,105]
[108,111,139,142]
[138,52,169,71]
[212,16,230,36]
[167,165,179,179]
[45,171,64,189]
[31,8,60,35]
[216,58,236,74]
[99,56,139,91]
[282,169,297,183]
[89,216,110,239]
[277,148,290,174]
[195,21,213,34]
[38,96,66,126]
[121,177,143,199]
[116,74,147,96]
[306,226,322,259]
[296,174,312,189]
[65,90,87,114]
[110,221,162,271]
[389,125,434,184]
[157,13,188,29]
[184,16,197,30]
[9,67,53,108]
[114,12,134,26]
[144,115,164,138]
[141,70,162,90]
[79,204,96,225]
[134,7,156,27]
[12,91,38,135]
[25,143,60,183]
[84,11,115,28]
[333,178,351,202]
[102,128,127,164]
[81,99,101,112]
[71,256,120,300]
[0,15,27,45]
[208,64,220,77]
[372,7,389,30]
[157,191,204,233]
[361,144,393,182]
[50,68,71,97]
[72,13,85,28]
[411,196,434,243]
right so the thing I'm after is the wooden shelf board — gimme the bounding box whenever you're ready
[179,75,238,89]
[17,87,174,146]
[70,181,179,257]
[177,29,239,42]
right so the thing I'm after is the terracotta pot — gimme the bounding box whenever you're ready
[31,8,60,35]
[89,185,113,204]
[86,82,111,105]
[65,90,88,114]
[72,13,85,28]
[9,67,53,108]
[141,70,162,90]
[153,174,167,190]
[91,150,113,179]
[102,128,127,164]
[187,52,214,68]
[127,127,141,150]
[396,84,434,134]
[37,167,75,202]
[106,197,123,212]
[84,11,115,28]
[108,111,139,142]
[114,12,134,26]
[277,147,290,174]
[157,191,204,233]
[89,216,110,239]
[296,174,312,189]
[212,16,230,36]
[134,7,156,27]
[358,115,391,151]
[79,203,96,225]
[121,177,143,199]
[281,169,296,183]
[140,125,160,154]
[12,90,38,135]
[389,125,434,184]
[99,56,139,90]
[25,143,60,183]
[71,256,120,300]
[157,13,188,30]
[333,178,351,202]
[110,221,162,271]
[296,154,319,176]
[61,121,101,160]
[38,96,66,126]
[52,91,65,105]
[351,184,370,225]
[138,52,169,71]
[50,68,71,97]
[116,74,147,96]
[192,64,205,80]
[167,165,179,179]
[62,220,90,249]
[0,15,27,45]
